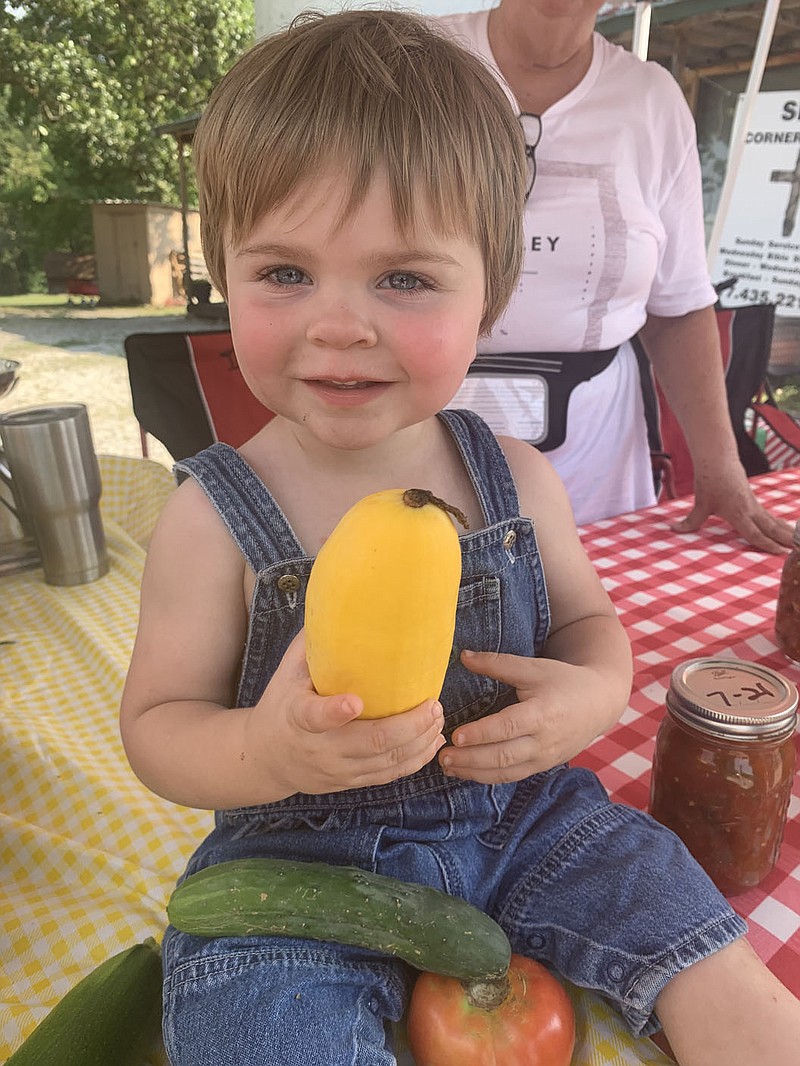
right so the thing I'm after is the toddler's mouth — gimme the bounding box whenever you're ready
[315,379,379,390]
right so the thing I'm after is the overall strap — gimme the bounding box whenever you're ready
[175,444,305,572]
[438,409,521,525]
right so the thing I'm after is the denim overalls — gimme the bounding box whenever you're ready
[162,410,745,1065]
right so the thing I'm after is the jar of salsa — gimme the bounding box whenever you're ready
[649,658,797,895]
[776,519,800,662]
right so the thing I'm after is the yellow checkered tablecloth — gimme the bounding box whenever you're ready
[0,456,670,1065]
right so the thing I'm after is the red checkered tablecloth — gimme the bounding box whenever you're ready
[574,469,800,996]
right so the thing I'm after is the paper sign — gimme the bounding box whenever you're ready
[710,90,800,316]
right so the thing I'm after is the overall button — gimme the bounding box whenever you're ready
[277,574,300,592]
[527,932,546,951]
[502,530,517,550]
[607,962,625,983]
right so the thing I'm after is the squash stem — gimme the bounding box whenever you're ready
[402,488,469,530]
[462,973,510,1011]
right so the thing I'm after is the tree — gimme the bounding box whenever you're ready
[0,1,253,292]
[0,86,53,292]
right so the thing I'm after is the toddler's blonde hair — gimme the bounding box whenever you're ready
[193,8,527,333]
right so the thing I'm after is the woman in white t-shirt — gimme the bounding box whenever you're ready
[440,0,791,550]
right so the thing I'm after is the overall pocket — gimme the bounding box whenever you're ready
[440,575,502,730]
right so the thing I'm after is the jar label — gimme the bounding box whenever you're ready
[688,665,784,717]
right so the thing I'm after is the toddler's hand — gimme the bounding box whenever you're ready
[438,650,608,784]
[246,630,446,796]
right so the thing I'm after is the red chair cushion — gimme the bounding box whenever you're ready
[185,332,273,448]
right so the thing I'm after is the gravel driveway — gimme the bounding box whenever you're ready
[0,304,223,465]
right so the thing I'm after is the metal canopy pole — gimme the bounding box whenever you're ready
[706,0,783,270]
[632,2,653,60]
[177,137,192,304]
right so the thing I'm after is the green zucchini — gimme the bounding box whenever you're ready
[6,937,162,1066]
[167,858,511,983]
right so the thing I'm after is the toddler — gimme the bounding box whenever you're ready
[120,11,800,1065]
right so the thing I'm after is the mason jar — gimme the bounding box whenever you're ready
[775,519,800,663]
[649,658,797,895]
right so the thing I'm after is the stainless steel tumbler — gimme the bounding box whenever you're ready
[0,404,108,585]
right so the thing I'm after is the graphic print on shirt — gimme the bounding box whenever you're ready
[492,160,628,352]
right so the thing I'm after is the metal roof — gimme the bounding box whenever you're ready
[598,0,800,73]
[152,114,203,144]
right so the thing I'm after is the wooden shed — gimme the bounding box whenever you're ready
[90,200,205,307]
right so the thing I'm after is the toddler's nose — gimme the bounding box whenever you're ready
[306,301,378,350]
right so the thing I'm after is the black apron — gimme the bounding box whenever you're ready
[465,347,619,452]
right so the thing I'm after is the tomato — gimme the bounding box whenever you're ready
[407,953,575,1066]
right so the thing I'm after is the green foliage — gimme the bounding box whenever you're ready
[0,1,253,293]
[0,86,52,291]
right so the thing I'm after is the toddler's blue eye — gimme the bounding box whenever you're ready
[388,273,420,290]
[270,267,306,285]
[381,272,431,292]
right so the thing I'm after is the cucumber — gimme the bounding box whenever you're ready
[167,858,511,982]
[6,938,162,1066]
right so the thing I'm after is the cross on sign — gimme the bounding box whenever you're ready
[770,148,800,237]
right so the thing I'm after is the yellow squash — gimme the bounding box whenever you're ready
[305,488,465,718]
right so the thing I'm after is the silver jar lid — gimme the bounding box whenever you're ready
[667,658,798,741]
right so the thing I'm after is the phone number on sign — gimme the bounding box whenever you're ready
[734,288,798,309]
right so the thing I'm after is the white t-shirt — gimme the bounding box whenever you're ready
[439,11,716,524]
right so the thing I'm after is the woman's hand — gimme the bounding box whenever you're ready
[641,307,793,555]
[436,650,617,784]
[244,630,447,797]
[677,463,793,554]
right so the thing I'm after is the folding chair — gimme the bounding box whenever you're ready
[635,301,800,500]
[749,382,800,473]
[124,330,273,461]
[757,312,800,472]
